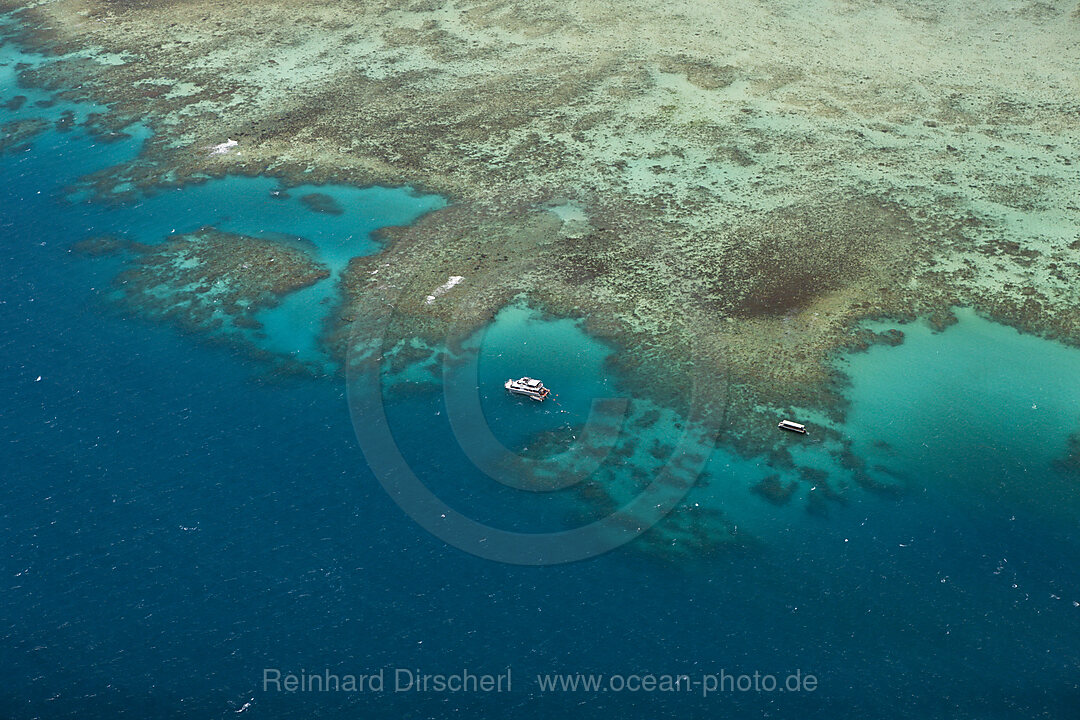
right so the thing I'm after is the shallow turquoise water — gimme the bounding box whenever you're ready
[3,30,1079,720]
[842,308,1080,525]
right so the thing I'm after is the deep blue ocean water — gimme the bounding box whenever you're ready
[2,35,1079,719]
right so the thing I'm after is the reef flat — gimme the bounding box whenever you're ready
[4,0,1080,467]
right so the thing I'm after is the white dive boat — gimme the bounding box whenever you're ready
[778,419,807,434]
[504,377,550,401]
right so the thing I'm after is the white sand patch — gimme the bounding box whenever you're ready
[209,139,238,155]
[425,276,464,304]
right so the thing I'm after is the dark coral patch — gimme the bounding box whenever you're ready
[1053,431,1080,476]
[71,234,128,257]
[0,117,50,155]
[299,192,345,215]
[711,198,920,318]
[751,474,798,505]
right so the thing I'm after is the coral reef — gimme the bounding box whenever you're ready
[111,226,329,337]
[3,0,1075,402]
[0,116,48,154]
[3,0,1079,547]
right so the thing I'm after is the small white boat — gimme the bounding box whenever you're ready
[778,419,807,434]
[505,377,550,401]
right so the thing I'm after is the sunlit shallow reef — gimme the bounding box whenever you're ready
[82,226,329,337]
[3,1,1080,513]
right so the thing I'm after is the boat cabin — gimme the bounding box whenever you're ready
[505,376,551,401]
[778,419,807,434]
